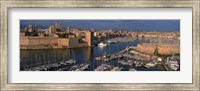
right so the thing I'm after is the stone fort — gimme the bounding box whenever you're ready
[137,43,180,55]
[20,31,93,49]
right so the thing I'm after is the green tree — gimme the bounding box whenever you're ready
[153,47,159,56]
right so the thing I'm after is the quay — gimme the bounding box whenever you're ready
[161,61,169,71]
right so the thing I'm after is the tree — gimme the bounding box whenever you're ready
[153,47,159,56]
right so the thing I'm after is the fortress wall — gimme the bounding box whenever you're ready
[28,37,58,46]
[136,32,180,40]
[20,37,89,49]
[58,38,69,47]
[137,44,180,55]
[68,38,88,48]
[68,38,79,46]
[20,37,29,46]
[137,44,156,54]
[158,46,180,55]
[20,37,59,49]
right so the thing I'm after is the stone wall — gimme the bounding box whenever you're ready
[68,38,88,48]
[137,44,180,55]
[136,32,180,40]
[20,37,58,46]
[20,37,59,49]
[20,36,29,46]
[29,37,58,46]
[58,38,69,47]
[20,37,89,49]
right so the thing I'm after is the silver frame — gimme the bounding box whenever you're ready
[0,0,200,90]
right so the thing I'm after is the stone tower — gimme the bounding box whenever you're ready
[55,22,62,31]
[85,31,94,46]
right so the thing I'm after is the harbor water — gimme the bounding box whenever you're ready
[20,38,164,71]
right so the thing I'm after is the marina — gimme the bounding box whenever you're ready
[21,38,180,71]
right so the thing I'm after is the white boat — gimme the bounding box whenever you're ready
[144,61,157,68]
[98,43,107,46]
[165,56,180,71]
[94,64,112,71]
[111,67,123,71]
[129,68,137,71]
[65,59,76,64]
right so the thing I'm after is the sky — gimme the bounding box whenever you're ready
[20,20,180,32]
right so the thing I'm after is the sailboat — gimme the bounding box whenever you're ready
[64,49,76,69]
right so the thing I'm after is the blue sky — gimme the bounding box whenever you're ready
[20,20,180,32]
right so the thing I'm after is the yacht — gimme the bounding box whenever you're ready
[144,61,157,68]
[98,42,107,47]
[165,56,180,71]
[129,68,137,71]
[111,67,123,71]
[65,59,76,64]
[94,64,112,71]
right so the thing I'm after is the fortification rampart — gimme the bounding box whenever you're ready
[20,37,58,46]
[20,37,89,49]
[58,38,69,47]
[68,38,88,48]
[136,32,180,40]
[137,44,180,55]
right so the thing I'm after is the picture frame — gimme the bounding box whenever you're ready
[0,0,199,90]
